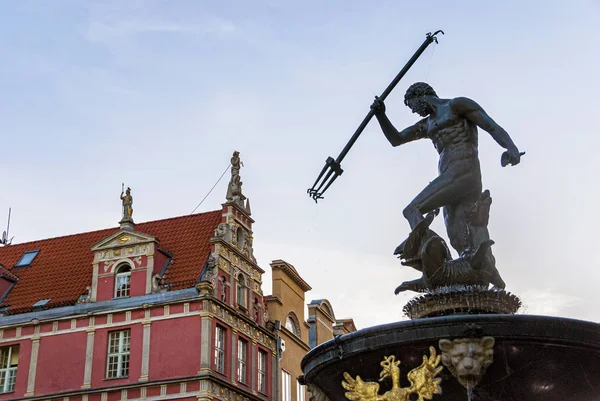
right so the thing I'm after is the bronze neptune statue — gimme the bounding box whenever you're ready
[371,82,523,293]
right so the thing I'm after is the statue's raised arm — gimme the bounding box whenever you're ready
[449,97,523,166]
[371,97,428,147]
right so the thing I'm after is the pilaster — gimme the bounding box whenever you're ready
[139,321,151,381]
[199,316,212,371]
[82,328,95,388]
[25,331,40,397]
[251,340,257,390]
[231,330,238,379]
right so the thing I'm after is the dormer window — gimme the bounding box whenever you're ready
[32,299,50,309]
[114,264,131,298]
[14,250,39,268]
[237,274,247,308]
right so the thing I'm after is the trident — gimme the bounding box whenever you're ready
[307,30,444,202]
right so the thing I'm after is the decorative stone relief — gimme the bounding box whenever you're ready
[151,274,169,294]
[104,260,117,273]
[97,244,151,262]
[308,384,331,401]
[214,223,232,243]
[77,286,92,304]
[438,337,495,389]
[200,255,218,281]
[208,300,275,349]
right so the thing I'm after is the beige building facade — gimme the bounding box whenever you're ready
[265,260,356,401]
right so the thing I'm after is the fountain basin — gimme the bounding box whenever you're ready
[301,314,600,401]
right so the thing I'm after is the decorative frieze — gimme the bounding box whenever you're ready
[217,245,262,284]
[207,300,275,350]
[201,379,254,401]
[97,244,151,263]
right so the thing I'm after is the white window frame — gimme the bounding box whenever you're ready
[237,338,247,384]
[258,349,267,394]
[215,326,226,374]
[0,345,18,393]
[114,264,131,298]
[297,382,306,401]
[106,330,130,378]
[282,370,291,401]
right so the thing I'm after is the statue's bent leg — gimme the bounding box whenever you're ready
[403,171,479,230]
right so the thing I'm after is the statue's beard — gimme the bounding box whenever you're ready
[410,100,431,117]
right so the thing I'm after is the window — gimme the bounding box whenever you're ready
[237,274,247,308]
[236,227,245,248]
[215,326,226,374]
[297,383,306,401]
[282,370,291,401]
[114,264,131,298]
[237,338,248,384]
[258,349,267,394]
[14,250,39,268]
[285,313,300,336]
[32,299,50,309]
[0,345,19,393]
[107,330,130,378]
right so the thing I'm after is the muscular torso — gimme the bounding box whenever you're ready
[423,100,480,176]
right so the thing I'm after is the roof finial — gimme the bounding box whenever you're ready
[226,151,246,207]
[119,183,135,230]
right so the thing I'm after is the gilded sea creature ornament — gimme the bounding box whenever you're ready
[342,347,443,401]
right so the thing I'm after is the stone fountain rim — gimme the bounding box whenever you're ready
[301,313,600,377]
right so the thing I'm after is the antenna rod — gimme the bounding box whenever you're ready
[6,208,11,238]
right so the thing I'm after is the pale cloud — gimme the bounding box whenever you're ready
[85,4,236,44]
[517,289,583,317]
[86,17,235,43]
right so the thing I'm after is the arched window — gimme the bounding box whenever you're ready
[322,303,333,318]
[236,228,245,249]
[114,264,131,298]
[285,312,300,336]
[237,274,247,308]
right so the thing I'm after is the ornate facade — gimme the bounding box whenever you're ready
[265,261,356,401]
[0,152,355,401]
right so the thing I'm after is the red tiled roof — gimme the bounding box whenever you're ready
[0,210,222,315]
[0,265,19,282]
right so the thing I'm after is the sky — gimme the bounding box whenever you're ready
[1,1,599,329]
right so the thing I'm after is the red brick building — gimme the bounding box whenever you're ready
[0,153,277,401]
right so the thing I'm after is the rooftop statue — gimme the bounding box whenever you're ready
[226,151,247,206]
[371,83,524,293]
[120,183,134,222]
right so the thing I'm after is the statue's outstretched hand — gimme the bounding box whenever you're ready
[501,147,524,167]
[370,96,386,115]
